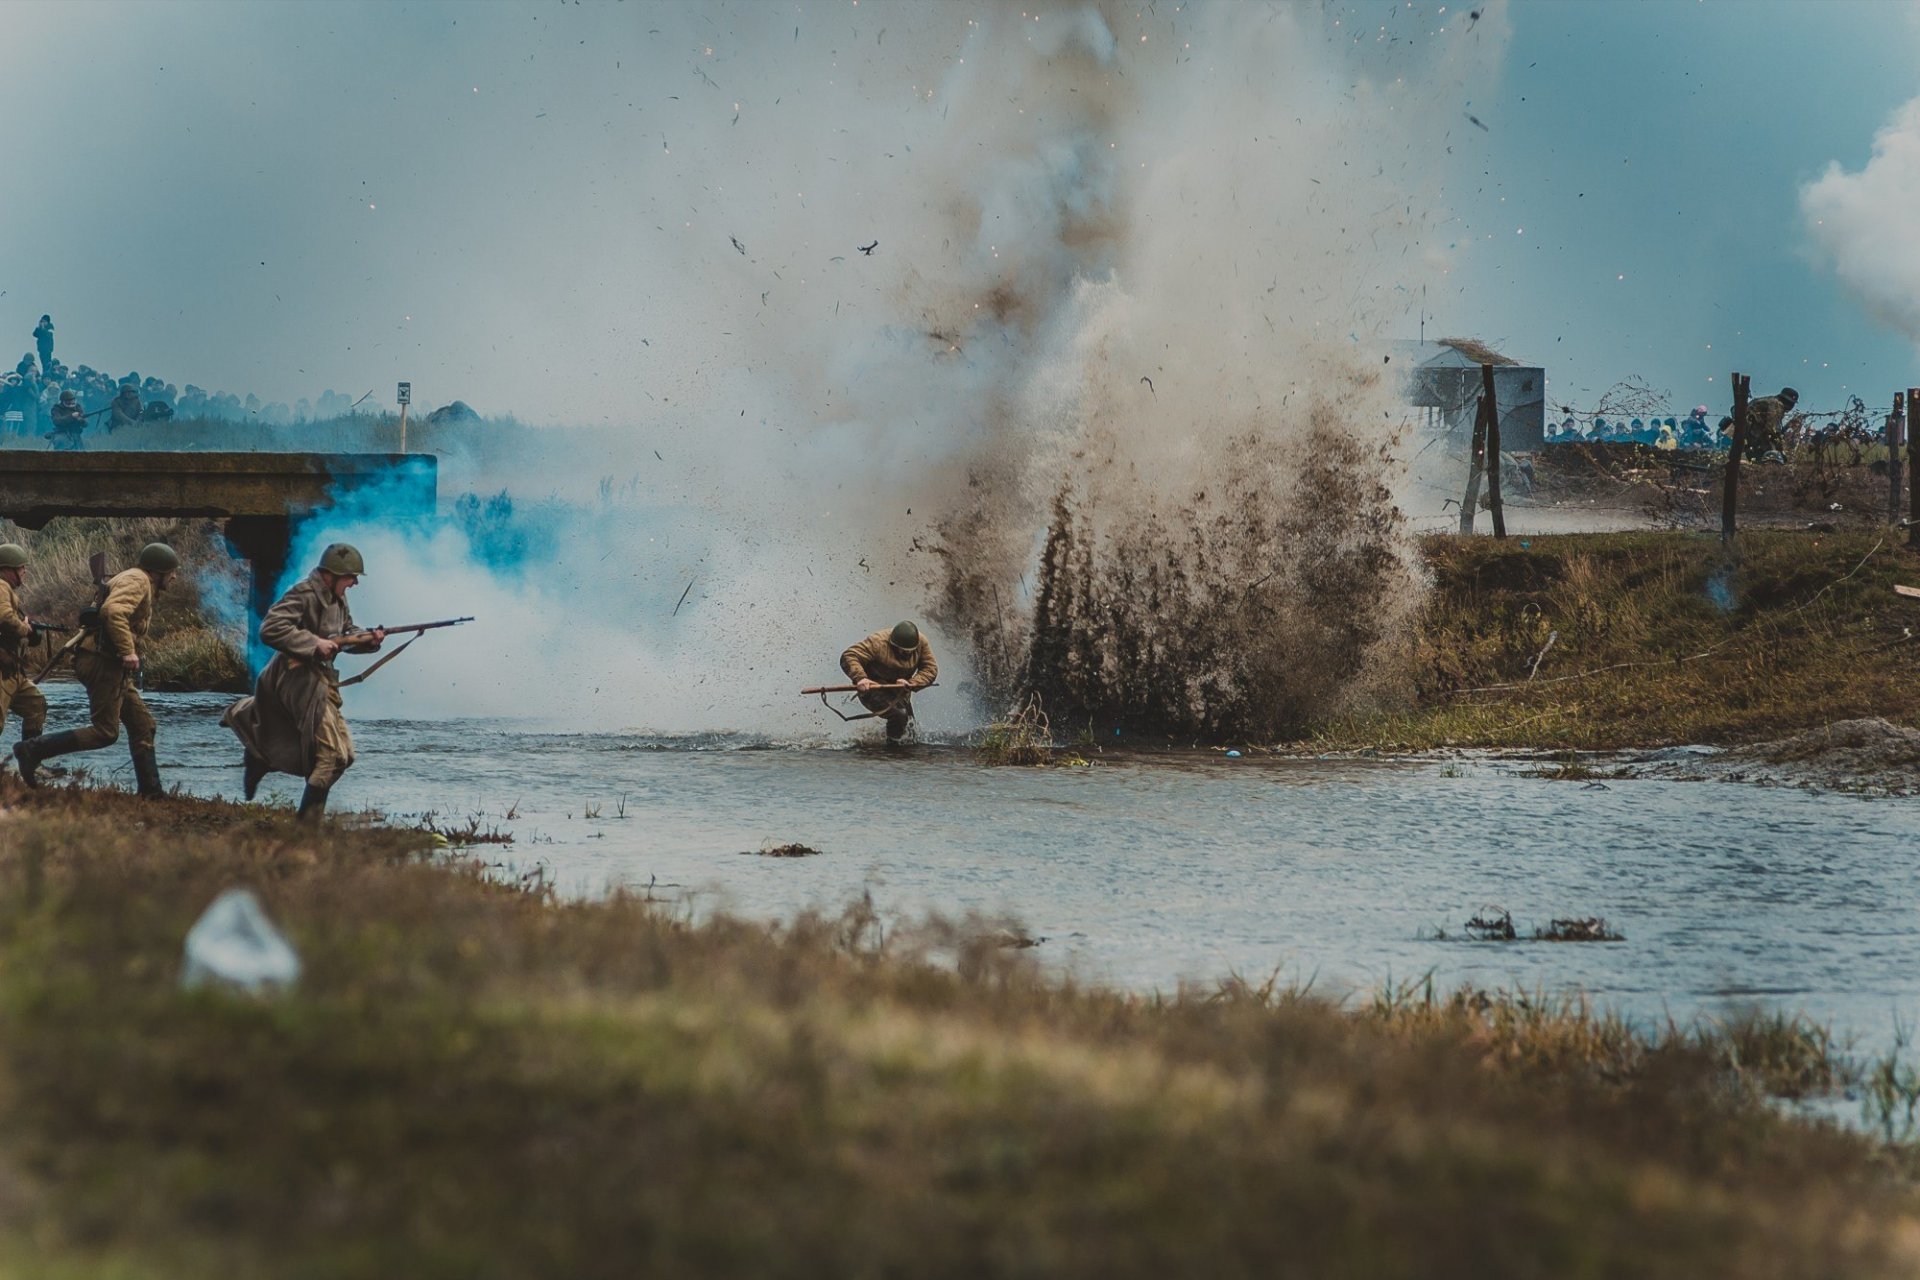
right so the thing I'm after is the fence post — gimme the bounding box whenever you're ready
[1889,392,1905,527]
[1910,388,1920,550]
[1459,380,1487,536]
[1481,363,1506,538]
[1721,373,1750,544]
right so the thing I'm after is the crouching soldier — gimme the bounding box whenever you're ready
[222,543,384,821]
[15,542,179,796]
[0,544,48,756]
[840,620,937,742]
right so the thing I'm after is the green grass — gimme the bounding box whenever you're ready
[0,783,1913,1276]
[1314,529,1920,749]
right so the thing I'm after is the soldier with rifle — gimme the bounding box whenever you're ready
[221,542,470,821]
[0,544,49,758]
[45,390,85,450]
[15,542,180,797]
[837,621,938,742]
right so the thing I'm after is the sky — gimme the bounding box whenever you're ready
[3,0,1919,424]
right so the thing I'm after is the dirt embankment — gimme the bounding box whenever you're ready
[1627,718,1920,795]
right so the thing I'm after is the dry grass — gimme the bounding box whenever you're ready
[0,784,1912,1276]
[973,693,1055,765]
[1314,529,1920,750]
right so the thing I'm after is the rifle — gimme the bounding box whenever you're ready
[28,621,71,635]
[330,617,474,688]
[800,680,935,721]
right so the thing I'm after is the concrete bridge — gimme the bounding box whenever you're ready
[0,451,436,664]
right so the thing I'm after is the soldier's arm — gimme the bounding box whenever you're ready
[906,643,937,690]
[840,637,875,681]
[0,589,30,641]
[98,575,144,658]
[258,588,324,658]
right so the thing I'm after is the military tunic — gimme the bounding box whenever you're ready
[223,570,372,787]
[0,579,47,742]
[70,567,155,751]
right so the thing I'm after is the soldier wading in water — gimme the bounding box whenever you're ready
[16,542,179,797]
[0,544,49,757]
[840,621,937,742]
[222,543,385,821]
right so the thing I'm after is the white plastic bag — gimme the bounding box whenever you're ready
[181,888,301,993]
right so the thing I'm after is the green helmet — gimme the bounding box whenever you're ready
[889,620,919,650]
[137,542,180,573]
[0,544,28,570]
[319,542,365,576]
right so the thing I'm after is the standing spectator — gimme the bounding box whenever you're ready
[31,317,53,373]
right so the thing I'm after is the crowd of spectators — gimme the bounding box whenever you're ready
[0,313,374,447]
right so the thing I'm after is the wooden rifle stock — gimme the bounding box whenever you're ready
[332,616,474,647]
[799,681,929,695]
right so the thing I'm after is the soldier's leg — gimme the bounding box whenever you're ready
[12,680,45,740]
[300,697,354,822]
[121,686,161,798]
[15,654,122,786]
[857,688,914,741]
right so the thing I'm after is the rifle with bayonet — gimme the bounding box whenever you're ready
[329,617,475,688]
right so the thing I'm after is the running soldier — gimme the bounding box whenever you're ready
[222,543,385,821]
[0,544,48,757]
[15,542,179,797]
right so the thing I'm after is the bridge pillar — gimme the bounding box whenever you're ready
[223,515,292,676]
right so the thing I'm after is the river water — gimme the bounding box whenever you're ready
[59,687,1920,1049]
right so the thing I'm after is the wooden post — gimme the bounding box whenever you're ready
[1481,363,1505,539]
[1721,373,1750,544]
[1459,380,1487,536]
[398,401,409,455]
[1910,388,1920,550]
[1890,392,1906,528]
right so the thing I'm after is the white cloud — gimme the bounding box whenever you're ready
[1803,96,1920,344]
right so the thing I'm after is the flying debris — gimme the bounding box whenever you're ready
[730,235,747,255]
[1467,113,1488,132]
[857,240,878,256]
[1140,376,1155,394]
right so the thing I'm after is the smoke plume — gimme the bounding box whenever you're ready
[278,1,1506,737]
[1804,95,1920,346]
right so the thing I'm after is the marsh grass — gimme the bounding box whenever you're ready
[1317,529,1920,750]
[973,692,1055,765]
[0,783,1911,1276]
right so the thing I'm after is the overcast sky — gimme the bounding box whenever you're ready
[4,0,1919,423]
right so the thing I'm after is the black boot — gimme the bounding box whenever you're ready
[884,711,911,743]
[297,783,330,823]
[14,729,85,789]
[131,743,163,799]
[243,751,269,801]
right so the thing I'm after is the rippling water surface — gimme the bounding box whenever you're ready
[71,688,1920,1048]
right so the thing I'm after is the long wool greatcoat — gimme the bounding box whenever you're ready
[222,571,360,777]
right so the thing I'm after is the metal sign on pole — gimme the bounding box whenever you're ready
[397,381,411,454]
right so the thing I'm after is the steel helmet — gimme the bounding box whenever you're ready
[889,620,919,650]
[319,542,365,576]
[1779,387,1799,407]
[0,545,29,570]
[138,542,180,573]
[58,390,76,404]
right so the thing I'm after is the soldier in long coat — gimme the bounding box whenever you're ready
[223,543,384,821]
[15,542,179,797]
[840,621,937,741]
[0,544,48,754]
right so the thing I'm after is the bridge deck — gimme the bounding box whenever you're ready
[0,451,434,529]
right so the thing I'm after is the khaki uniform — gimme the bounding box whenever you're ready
[70,568,155,752]
[0,580,46,742]
[1743,396,1791,455]
[223,571,373,788]
[840,630,937,730]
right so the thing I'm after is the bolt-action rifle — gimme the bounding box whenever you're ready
[799,679,935,721]
[328,617,475,688]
